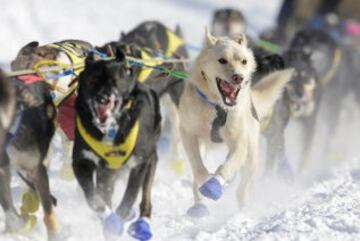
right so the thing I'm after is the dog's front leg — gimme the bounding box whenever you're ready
[96,168,118,209]
[98,161,148,239]
[180,128,208,196]
[115,162,147,218]
[217,140,248,182]
[180,127,210,217]
[299,112,317,173]
[72,157,102,211]
[0,154,28,232]
[128,152,158,241]
[265,130,292,178]
[29,164,61,240]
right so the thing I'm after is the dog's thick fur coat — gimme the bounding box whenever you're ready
[0,40,92,240]
[72,49,161,239]
[100,21,189,175]
[179,29,293,210]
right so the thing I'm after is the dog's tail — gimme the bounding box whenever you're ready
[251,69,294,120]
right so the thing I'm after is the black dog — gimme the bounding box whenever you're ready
[261,48,319,175]
[288,28,356,171]
[72,49,161,241]
[211,8,246,37]
[0,62,59,239]
[0,40,92,240]
[119,20,188,106]
[98,21,189,175]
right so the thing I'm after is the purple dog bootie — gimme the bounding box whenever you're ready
[128,217,152,241]
[102,212,124,238]
[186,202,210,218]
[199,176,224,200]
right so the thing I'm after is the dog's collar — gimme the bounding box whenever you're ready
[195,70,219,108]
[195,87,218,108]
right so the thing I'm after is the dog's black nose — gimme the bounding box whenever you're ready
[232,74,243,84]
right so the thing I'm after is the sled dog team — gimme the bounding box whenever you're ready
[0,8,359,241]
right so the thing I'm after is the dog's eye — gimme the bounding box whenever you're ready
[218,58,228,64]
[96,96,107,104]
[242,59,247,65]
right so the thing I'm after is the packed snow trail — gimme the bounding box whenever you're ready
[191,160,360,241]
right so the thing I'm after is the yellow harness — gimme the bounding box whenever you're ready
[138,50,164,82]
[165,30,184,57]
[137,30,184,82]
[45,42,88,106]
[47,42,87,75]
[76,117,140,170]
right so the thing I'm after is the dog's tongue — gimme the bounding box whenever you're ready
[221,80,238,99]
[96,95,116,123]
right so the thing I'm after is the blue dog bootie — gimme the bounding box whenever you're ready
[278,158,294,181]
[102,213,124,238]
[128,217,152,241]
[186,202,210,218]
[199,176,224,200]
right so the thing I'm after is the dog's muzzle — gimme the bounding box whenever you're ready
[95,95,117,124]
[90,94,122,133]
[216,77,241,106]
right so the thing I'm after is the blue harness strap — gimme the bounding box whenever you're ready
[195,87,218,108]
[5,105,24,148]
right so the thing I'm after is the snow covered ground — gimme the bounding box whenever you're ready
[1,0,360,241]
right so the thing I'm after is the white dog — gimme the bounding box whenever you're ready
[179,29,293,217]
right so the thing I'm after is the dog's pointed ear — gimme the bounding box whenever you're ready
[232,33,247,46]
[119,31,126,41]
[205,26,217,47]
[20,41,39,55]
[85,52,96,66]
[115,47,126,62]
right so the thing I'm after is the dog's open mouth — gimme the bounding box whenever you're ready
[216,77,240,106]
[94,95,118,124]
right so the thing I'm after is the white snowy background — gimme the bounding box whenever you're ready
[1,0,360,241]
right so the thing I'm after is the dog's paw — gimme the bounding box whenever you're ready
[199,176,223,200]
[47,225,71,241]
[278,158,294,181]
[102,213,124,237]
[128,218,152,241]
[6,212,37,234]
[186,203,210,218]
[171,159,186,176]
[20,191,40,215]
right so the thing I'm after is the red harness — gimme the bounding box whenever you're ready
[18,74,43,84]
[17,74,77,141]
[58,94,76,141]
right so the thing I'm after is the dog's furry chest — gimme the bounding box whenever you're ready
[189,103,245,142]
